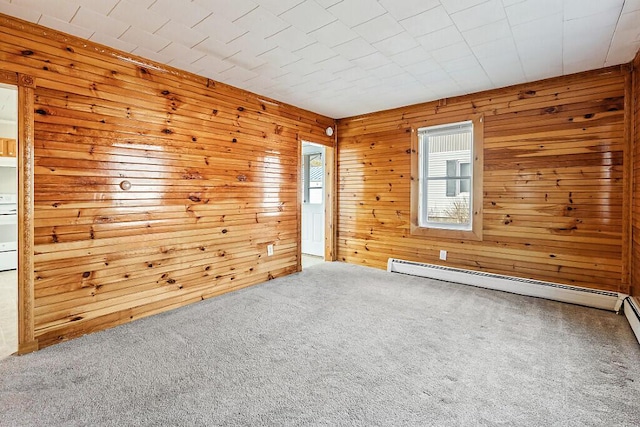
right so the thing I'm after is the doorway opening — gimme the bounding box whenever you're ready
[0,83,18,359]
[301,142,325,269]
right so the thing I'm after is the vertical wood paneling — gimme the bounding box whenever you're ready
[337,68,629,292]
[0,13,333,348]
[632,51,640,298]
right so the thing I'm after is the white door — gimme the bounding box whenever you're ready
[301,143,325,257]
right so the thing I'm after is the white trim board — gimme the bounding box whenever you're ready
[624,297,640,345]
[387,258,626,312]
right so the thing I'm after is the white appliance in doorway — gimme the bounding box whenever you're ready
[301,143,325,257]
[0,193,17,271]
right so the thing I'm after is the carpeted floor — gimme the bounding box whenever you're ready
[1,262,639,426]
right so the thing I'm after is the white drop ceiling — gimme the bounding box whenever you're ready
[0,0,639,118]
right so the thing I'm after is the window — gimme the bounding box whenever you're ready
[303,152,323,204]
[410,115,483,240]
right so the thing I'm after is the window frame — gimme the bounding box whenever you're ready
[410,113,483,241]
[303,152,323,205]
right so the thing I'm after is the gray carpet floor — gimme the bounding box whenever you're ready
[1,262,639,426]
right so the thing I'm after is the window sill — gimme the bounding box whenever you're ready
[409,222,483,241]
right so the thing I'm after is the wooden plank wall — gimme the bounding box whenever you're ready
[337,67,629,293]
[632,51,640,299]
[0,14,333,348]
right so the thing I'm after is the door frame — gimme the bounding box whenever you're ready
[0,70,37,354]
[297,132,337,271]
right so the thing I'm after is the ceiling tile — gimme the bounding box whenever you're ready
[258,0,305,15]
[282,58,323,76]
[390,45,432,67]
[404,58,442,76]
[0,0,41,22]
[266,26,315,52]
[216,65,258,85]
[192,37,240,59]
[120,27,170,52]
[294,42,337,63]
[226,31,276,56]
[352,52,391,70]
[149,0,211,28]
[308,20,358,48]
[377,0,440,20]
[314,0,342,8]
[462,19,511,47]
[307,69,339,85]
[232,6,289,38]
[155,20,208,49]
[90,32,137,53]
[225,50,267,70]
[400,6,452,38]
[504,0,561,27]
[77,0,119,15]
[369,63,405,79]
[12,0,79,21]
[432,42,473,65]
[327,0,386,28]
[130,46,171,64]
[315,55,354,73]
[564,0,624,21]
[438,53,479,72]
[193,0,258,22]
[512,12,562,42]
[353,13,404,44]
[166,58,202,74]
[38,14,93,39]
[471,37,518,60]
[373,32,420,57]
[279,0,337,33]
[72,6,128,38]
[606,41,640,65]
[623,0,640,12]
[257,46,301,67]
[417,25,464,51]
[191,54,235,74]
[335,67,370,82]
[109,0,169,33]
[439,0,489,15]
[193,14,248,44]
[450,0,505,32]
[477,54,525,85]
[250,63,289,79]
[158,43,207,65]
[332,37,376,60]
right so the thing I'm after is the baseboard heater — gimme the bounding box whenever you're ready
[623,297,640,344]
[387,258,626,312]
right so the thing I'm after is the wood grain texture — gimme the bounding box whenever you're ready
[0,13,333,349]
[632,51,640,298]
[337,67,630,292]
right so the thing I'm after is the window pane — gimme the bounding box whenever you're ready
[419,120,473,230]
[459,177,470,194]
[309,188,323,204]
[426,190,470,225]
[309,153,323,188]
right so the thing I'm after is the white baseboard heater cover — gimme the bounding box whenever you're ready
[387,258,626,312]
[624,298,640,345]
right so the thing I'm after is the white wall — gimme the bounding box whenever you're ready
[0,167,16,194]
[0,121,17,139]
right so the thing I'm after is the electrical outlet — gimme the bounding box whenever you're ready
[267,244,274,256]
[439,250,447,261]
